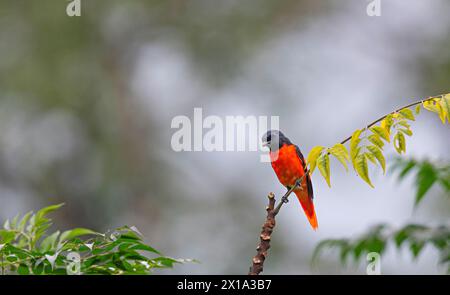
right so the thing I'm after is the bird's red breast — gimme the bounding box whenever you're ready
[270,144,318,230]
[270,144,306,188]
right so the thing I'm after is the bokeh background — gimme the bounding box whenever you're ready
[0,0,449,274]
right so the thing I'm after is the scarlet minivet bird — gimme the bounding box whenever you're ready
[262,130,318,230]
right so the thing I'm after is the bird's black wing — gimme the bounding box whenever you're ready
[295,145,314,200]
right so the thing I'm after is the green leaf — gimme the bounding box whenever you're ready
[423,99,439,112]
[317,153,331,187]
[368,134,384,149]
[399,108,415,121]
[18,211,33,232]
[4,244,33,259]
[350,129,362,164]
[365,151,377,164]
[366,238,385,254]
[328,143,349,171]
[396,120,411,129]
[366,145,386,174]
[153,257,182,268]
[440,95,450,124]
[17,264,30,275]
[436,101,446,124]
[398,128,413,136]
[119,231,142,241]
[370,126,390,142]
[380,114,394,136]
[351,147,361,171]
[307,146,325,174]
[397,160,416,179]
[59,228,97,244]
[423,99,446,123]
[128,243,161,255]
[40,231,60,252]
[415,162,437,206]
[394,229,409,248]
[415,104,421,114]
[354,153,374,188]
[35,203,64,221]
[0,229,16,244]
[353,239,366,260]
[393,132,406,154]
[10,214,20,229]
[410,241,425,258]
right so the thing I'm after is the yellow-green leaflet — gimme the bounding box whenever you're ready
[415,104,421,114]
[350,129,362,160]
[422,98,445,123]
[366,145,386,174]
[365,152,377,164]
[370,126,390,142]
[444,94,450,121]
[437,102,446,124]
[439,95,450,124]
[307,146,325,174]
[394,132,406,154]
[396,120,411,129]
[328,143,350,171]
[398,128,413,136]
[368,134,384,149]
[381,114,394,136]
[421,98,447,124]
[399,108,415,121]
[423,99,438,112]
[351,146,362,171]
[317,153,331,187]
[355,153,374,188]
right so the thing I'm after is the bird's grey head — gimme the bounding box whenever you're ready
[262,130,291,151]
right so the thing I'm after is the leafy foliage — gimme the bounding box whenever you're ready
[312,224,450,273]
[312,158,450,273]
[0,204,192,275]
[306,93,450,187]
[391,158,450,206]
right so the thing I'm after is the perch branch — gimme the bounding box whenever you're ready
[248,175,305,275]
[339,94,445,145]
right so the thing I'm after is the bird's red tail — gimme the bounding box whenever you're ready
[294,190,318,230]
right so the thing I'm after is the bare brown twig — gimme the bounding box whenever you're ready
[248,175,305,275]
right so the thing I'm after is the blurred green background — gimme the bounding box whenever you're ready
[0,0,449,274]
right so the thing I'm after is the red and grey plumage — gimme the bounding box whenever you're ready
[263,130,318,230]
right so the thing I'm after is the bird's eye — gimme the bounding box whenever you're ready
[266,134,271,142]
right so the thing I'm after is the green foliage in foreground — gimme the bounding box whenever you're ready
[0,204,192,275]
[313,224,450,273]
[313,158,450,273]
